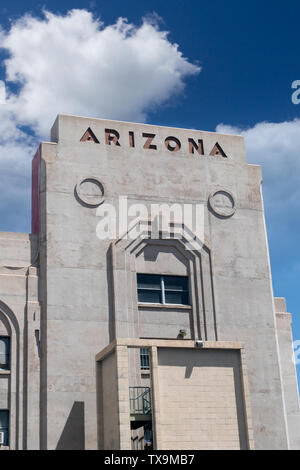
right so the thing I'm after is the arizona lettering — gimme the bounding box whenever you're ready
[80,127,228,158]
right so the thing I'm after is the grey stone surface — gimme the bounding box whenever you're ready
[275,298,300,449]
[0,114,299,449]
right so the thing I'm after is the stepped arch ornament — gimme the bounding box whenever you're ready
[108,220,218,342]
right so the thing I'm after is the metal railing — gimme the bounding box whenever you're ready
[129,387,151,415]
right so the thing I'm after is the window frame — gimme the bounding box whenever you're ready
[137,273,190,306]
[0,336,10,371]
[140,348,150,371]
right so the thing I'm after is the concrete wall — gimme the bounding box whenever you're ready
[96,340,255,450]
[97,351,120,449]
[38,140,112,449]
[0,232,40,449]
[96,345,131,450]
[275,298,300,449]
[157,348,248,450]
[1,114,299,449]
[22,113,300,449]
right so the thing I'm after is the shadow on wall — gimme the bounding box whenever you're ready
[159,348,249,450]
[56,402,85,450]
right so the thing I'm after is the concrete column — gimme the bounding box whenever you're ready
[240,348,255,450]
[115,345,131,449]
[25,267,40,450]
[150,346,163,449]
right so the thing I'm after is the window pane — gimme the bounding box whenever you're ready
[144,425,152,443]
[0,410,8,428]
[138,289,162,303]
[0,337,9,369]
[137,274,161,290]
[163,276,188,291]
[0,354,6,367]
[0,410,9,446]
[0,339,6,354]
[140,348,150,370]
[137,274,189,305]
[165,290,189,305]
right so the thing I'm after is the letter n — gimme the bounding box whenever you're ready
[188,138,204,155]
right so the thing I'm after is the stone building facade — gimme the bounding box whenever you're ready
[0,114,299,450]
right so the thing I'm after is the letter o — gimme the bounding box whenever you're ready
[165,136,181,152]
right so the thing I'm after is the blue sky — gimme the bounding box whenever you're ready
[0,0,299,385]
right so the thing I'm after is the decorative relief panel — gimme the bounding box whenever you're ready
[109,221,217,342]
[208,189,236,218]
[75,177,105,208]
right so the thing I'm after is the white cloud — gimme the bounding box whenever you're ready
[216,120,300,214]
[0,107,35,231]
[216,119,300,280]
[0,9,200,231]
[1,9,200,137]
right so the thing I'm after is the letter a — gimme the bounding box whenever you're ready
[80,128,100,143]
[209,142,227,158]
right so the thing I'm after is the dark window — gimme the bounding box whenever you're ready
[140,348,150,370]
[163,275,189,305]
[137,274,162,304]
[144,423,153,447]
[0,337,10,370]
[137,274,189,305]
[0,410,9,447]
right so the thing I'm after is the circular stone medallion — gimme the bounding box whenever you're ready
[75,177,105,207]
[208,190,236,218]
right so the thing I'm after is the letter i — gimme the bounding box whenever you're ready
[129,131,135,148]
